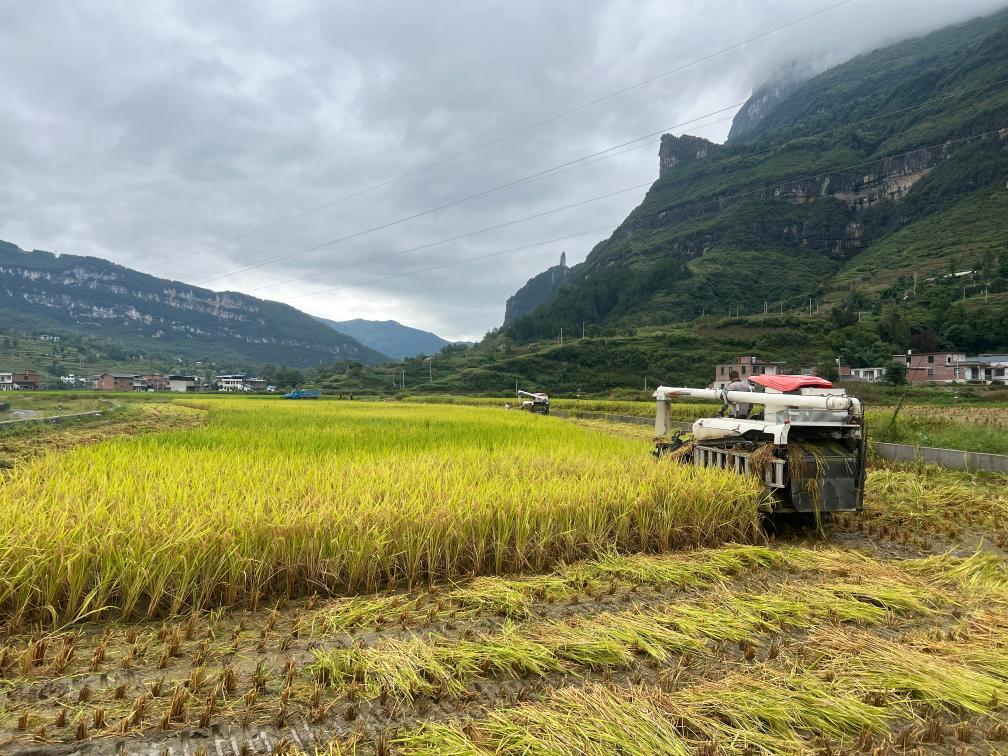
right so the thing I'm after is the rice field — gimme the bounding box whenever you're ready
[0,400,762,627]
[1,396,1006,755]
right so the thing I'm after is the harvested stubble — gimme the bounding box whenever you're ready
[311,545,786,633]
[309,544,1007,635]
[0,400,762,626]
[310,576,944,705]
[392,609,1008,755]
[395,673,893,755]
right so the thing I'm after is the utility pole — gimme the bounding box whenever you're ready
[559,328,563,346]
[913,272,917,295]
[428,359,433,384]
[582,321,585,339]
[809,298,813,316]
[764,302,768,315]
[401,370,405,390]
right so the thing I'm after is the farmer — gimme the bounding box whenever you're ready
[721,369,752,418]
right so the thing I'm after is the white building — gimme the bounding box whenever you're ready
[849,367,886,382]
[215,374,266,392]
[0,372,12,390]
[959,355,1008,385]
[216,374,250,392]
[168,375,200,393]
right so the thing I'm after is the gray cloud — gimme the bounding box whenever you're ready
[2,0,1005,341]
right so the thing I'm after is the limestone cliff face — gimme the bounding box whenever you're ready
[503,253,571,324]
[620,131,1005,260]
[0,241,387,366]
[658,134,718,178]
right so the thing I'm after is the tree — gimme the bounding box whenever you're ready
[816,357,839,382]
[885,362,907,386]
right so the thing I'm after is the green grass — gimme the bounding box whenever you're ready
[869,409,1008,455]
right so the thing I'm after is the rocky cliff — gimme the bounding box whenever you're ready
[0,241,387,367]
[503,253,572,324]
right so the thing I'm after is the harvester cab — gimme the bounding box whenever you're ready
[517,389,550,415]
[653,375,866,514]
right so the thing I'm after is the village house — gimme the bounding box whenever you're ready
[10,370,41,390]
[132,374,167,392]
[215,374,266,392]
[0,371,12,390]
[708,356,821,389]
[848,367,887,382]
[167,375,200,393]
[708,356,782,389]
[892,352,967,383]
[957,355,1008,385]
[93,373,136,391]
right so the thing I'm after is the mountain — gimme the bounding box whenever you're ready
[502,7,1008,345]
[0,241,387,368]
[316,9,1008,394]
[317,318,449,360]
[503,252,572,324]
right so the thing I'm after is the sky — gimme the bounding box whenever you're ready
[2,0,1006,341]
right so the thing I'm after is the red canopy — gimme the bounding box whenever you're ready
[750,374,833,392]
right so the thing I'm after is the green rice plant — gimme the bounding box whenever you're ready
[0,400,764,626]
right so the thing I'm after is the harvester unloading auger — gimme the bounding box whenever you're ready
[653,375,866,514]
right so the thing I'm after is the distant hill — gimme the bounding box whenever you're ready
[0,241,387,368]
[317,318,449,360]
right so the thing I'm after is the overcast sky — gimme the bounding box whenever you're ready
[2,0,1006,341]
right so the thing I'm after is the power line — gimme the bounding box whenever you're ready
[286,127,1005,300]
[247,117,739,293]
[192,75,1008,288]
[243,181,653,293]
[285,225,618,300]
[156,0,854,268]
[192,105,744,286]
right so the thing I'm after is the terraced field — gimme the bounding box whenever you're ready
[0,397,1005,754]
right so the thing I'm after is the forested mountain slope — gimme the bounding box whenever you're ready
[503,8,1008,345]
[0,241,387,367]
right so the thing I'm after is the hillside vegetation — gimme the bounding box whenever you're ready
[0,241,387,368]
[460,9,1008,392]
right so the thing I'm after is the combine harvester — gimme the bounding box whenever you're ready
[517,389,550,415]
[653,375,866,515]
